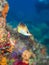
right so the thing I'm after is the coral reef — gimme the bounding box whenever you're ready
[0,0,49,65]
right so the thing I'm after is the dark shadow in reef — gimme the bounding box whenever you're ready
[42,38,49,46]
[41,38,49,53]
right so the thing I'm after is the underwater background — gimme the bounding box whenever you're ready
[7,0,49,53]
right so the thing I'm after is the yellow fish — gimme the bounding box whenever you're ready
[17,23,32,36]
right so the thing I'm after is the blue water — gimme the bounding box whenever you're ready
[7,0,49,53]
[7,0,49,24]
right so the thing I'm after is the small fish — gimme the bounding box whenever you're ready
[17,23,32,36]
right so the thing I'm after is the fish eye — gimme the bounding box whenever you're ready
[27,31,29,33]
